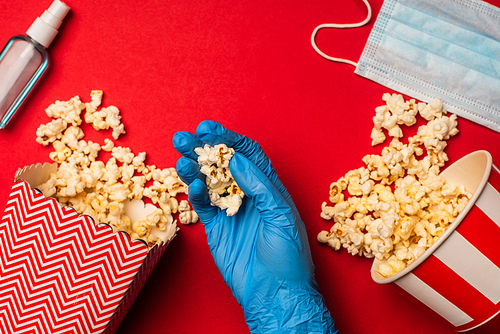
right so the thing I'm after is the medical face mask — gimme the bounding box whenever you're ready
[311,0,500,133]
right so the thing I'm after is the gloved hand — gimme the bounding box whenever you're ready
[173,120,337,334]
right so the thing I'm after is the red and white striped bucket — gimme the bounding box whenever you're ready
[371,150,500,333]
[0,163,174,333]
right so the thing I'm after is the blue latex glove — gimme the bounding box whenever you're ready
[173,121,337,334]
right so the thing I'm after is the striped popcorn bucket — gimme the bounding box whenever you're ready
[0,163,175,334]
[371,150,500,333]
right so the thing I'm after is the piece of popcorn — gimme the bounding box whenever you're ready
[179,210,199,225]
[121,163,135,182]
[45,95,85,126]
[195,144,245,216]
[132,152,146,168]
[214,193,244,217]
[36,173,58,197]
[85,90,103,112]
[143,187,158,201]
[78,140,101,162]
[387,124,403,138]
[329,182,345,204]
[36,118,68,146]
[178,200,191,212]
[49,141,72,163]
[86,106,114,130]
[378,255,407,277]
[165,175,188,197]
[347,175,363,196]
[128,175,146,199]
[102,106,122,128]
[131,219,151,240]
[319,93,471,277]
[419,98,444,121]
[429,114,459,141]
[157,194,178,214]
[111,146,134,164]
[101,138,115,152]
[83,91,126,140]
[61,125,85,150]
[112,123,126,140]
[320,202,336,221]
[317,230,331,243]
[80,167,99,189]
[371,128,386,146]
[144,211,177,248]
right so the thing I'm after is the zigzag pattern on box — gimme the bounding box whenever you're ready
[103,239,170,333]
[0,180,149,334]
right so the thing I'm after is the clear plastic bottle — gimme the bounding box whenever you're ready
[0,0,70,129]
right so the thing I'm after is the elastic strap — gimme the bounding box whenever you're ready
[310,0,372,67]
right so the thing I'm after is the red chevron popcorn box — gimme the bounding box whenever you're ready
[0,163,176,334]
[372,150,500,333]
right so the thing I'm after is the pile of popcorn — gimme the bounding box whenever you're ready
[195,144,244,216]
[35,91,199,248]
[318,93,471,277]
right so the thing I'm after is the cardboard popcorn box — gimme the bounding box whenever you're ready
[372,151,500,333]
[0,163,176,334]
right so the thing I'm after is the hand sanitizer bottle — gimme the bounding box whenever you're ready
[0,0,70,129]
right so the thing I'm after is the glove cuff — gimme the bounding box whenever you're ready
[243,285,337,334]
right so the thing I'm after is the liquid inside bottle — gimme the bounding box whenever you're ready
[0,36,47,124]
[0,0,69,129]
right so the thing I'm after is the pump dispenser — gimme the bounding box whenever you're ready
[0,0,70,129]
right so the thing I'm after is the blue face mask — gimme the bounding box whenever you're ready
[311,0,500,133]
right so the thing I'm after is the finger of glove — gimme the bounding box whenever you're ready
[230,152,295,229]
[197,121,269,169]
[187,178,219,223]
[176,156,204,186]
[196,120,296,210]
[172,130,204,161]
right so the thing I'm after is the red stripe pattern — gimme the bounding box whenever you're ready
[102,242,170,334]
[412,255,499,331]
[407,165,500,332]
[487,165,500,191]
[456,206,500,270]
[0,180,151,334]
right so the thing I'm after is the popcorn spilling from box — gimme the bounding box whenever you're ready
[35,90,198,248]
[195,144,244,216]
[318,93,472,277]
[1,91,202,334]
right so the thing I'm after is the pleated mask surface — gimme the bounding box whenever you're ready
[312,0,500,132]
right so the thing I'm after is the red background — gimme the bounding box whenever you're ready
[1,1,500,333]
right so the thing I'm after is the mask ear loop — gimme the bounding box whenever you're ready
[311,0,372,67]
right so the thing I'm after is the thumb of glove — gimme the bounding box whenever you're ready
[186,178,219,223]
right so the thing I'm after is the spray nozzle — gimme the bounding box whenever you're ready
[26,0,70,48]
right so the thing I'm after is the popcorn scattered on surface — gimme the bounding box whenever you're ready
[83,90,126,140]
[194,144,244,216]
[178,199,199,224]
[318,93,471,277]
[35,91,198,248]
